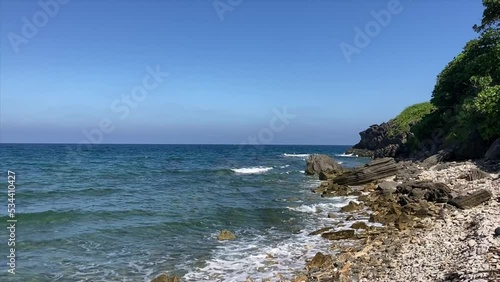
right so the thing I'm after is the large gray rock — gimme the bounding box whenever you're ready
[485,138,500,160]
[305,154,343,176]
[332,158,400,186]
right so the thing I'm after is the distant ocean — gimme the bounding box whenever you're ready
[0,144,369,281]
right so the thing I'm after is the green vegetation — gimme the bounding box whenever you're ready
[388,102,435,137]
[406,0,500,158]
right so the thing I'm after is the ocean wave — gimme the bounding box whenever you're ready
[231,167,273,174]
[287,202,349,214]
[282,153,310,158]
[183,229,328,281]
[335,153,358,157]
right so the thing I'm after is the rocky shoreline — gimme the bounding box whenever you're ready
[151,155,499,282]
[301,155,500,282]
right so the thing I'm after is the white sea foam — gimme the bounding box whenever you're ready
[283,153,310,158]
[231,167,273,174]
[335,153,358,157]
[288,201,348,214]
[278,165,290,169]
[182,230,329,281]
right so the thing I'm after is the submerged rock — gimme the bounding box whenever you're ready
[217,230,236,240]
[151,274,180,282]
[305,154,343,176]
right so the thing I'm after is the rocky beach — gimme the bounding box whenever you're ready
[302,154,500,282]
[152,146,500,282]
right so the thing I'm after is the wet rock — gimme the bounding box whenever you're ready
[305,154,343,176]
[309,226,334,236]
[217,230,236,240]
[495,227,500,237]
[321,229,356,240]
[340,201,361,213]
[151,274,180,282]
[328,213,337,219]
[317,183,352,197]
[351,221,368,230]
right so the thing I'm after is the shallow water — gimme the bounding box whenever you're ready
[0,144,369,281]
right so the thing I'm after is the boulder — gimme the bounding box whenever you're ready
[377,181,398,195]
[397,181,452,203]
[485,138,500,160]
[217,230,236,240]
[332,158,400,186]
[459,168,490,181]
[421,149,452,167]
[151,274,180,282]
[305,154,343,176]
[340,201,361,212]
[306,252,333,271]
[449,189,492,209]
[321,229,356,240]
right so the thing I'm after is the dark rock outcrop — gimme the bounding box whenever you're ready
[332,158,400,186]
[485,138,500,160]
[346,121,409,158]
[305,154,343,176]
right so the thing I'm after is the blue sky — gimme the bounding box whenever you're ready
[0,0,484,144]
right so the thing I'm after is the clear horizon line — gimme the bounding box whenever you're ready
[0,142,354,146]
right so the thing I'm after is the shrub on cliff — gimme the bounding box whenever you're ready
[388,102,435,137]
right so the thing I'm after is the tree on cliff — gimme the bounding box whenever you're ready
[412,0,500,157]
[474,0,500,32]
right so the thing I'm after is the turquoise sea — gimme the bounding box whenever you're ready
[0,144,369,281]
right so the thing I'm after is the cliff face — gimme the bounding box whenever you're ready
[347,121,410,158]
